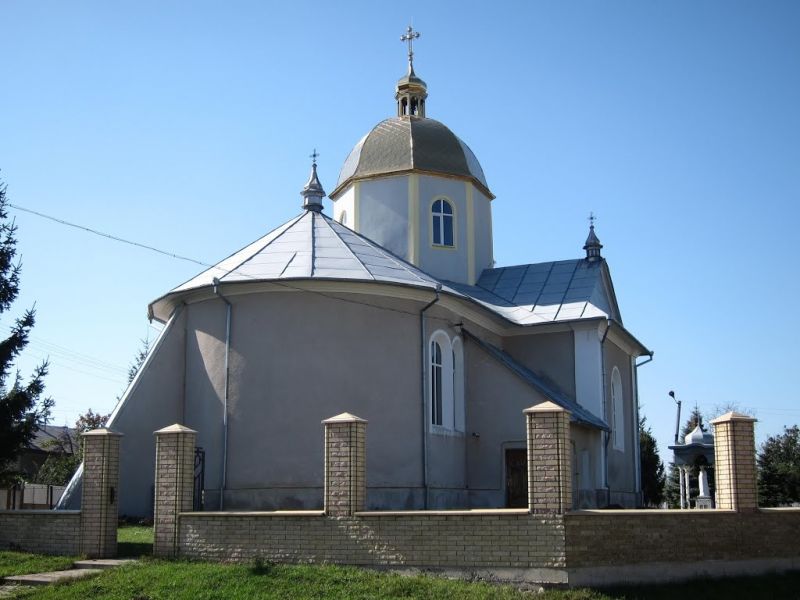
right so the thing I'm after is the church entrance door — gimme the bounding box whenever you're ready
[505,449,527,508]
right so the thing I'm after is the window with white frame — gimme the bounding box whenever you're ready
[431,198,454,247]
[611,367,625,451]
[429,330,456,430]
[431,339,443,426]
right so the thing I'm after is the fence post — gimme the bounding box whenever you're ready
[323,413,367,516]
[80,428,123,558]
[710,412,758,512]
[153,424,196,558]
[524,402,572,514]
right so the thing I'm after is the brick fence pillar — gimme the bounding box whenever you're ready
[524,402,572,514]
[80,428,123,558]
[323,413,367,516]
[153,424,196,558]
[710,411,758,511]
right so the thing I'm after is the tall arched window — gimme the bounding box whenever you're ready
[611,367,625,451]
[432,199,454,247]
[431,340,443,426]
[429,330,454,429]
[338,211,347,226]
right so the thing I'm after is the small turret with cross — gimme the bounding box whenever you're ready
[396,25,428,118]
[583,212,603,262]
[301,149,326,212]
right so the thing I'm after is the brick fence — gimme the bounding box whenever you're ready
[0,428,122,558]
[152,406,800,585]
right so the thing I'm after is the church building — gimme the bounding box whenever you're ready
[60,29,650,516]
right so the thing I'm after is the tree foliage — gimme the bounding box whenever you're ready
[0,179,52,485]
[127,338,150,385]
[758,425,800,507]
[33,409,109,486]
[639,415,665,507]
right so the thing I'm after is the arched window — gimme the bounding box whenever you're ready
[611,367,625,451]
[452,337,465,432]
[338,211,347,226]
[431,340,443,426]
[431,199,454,247]
[429,330,454,429]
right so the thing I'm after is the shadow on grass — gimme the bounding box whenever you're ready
[249,558,276,576]
[117,541,153,558]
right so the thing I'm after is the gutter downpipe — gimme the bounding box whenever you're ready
[212,278,232,511]
[600,321,611,503]
[419,283,442,510]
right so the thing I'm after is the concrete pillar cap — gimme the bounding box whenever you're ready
[523,401,570,414]
[322,412,367,424]
[82,427,124,437]
[153,423,198,435]
[710,411,757,424]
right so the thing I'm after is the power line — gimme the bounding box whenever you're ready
[9,203,212,269]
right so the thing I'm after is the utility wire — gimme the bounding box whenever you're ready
[9,203,213,269]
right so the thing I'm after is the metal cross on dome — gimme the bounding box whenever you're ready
[310,148,319,167]
[588,211,597,228]
[400,25,421,70]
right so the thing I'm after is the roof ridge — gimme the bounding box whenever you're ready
[324,214,436,285]
[317,215,374,280]
[224,212,310,281]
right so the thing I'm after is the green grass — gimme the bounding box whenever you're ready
[8,560,599,599]
[5,557,799,600]
[0,551,75,578]
[116,524,153,558]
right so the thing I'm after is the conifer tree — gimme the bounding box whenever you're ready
[0,178,52,484]
[639,414,666,506]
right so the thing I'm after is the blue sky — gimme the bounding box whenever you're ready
[2,1,799,462]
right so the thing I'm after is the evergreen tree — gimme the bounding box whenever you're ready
[0,179,52,485]
[758,425,800,507]
[639,414,666,507]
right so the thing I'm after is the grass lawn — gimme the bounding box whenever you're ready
[116,524,153,558]
[3,556,798,600]
[0,551,75,578]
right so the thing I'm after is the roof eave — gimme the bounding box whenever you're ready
[330,169,495,200]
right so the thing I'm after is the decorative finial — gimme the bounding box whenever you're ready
[583,212,603,262]
[301,150,325,213]
[400,25,421,74]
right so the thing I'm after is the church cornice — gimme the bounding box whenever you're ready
[330,167,495,201]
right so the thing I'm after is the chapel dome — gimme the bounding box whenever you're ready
[331,117,492,198]
[685,424,707,445]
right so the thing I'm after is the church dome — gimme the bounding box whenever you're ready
[685,424,707,445]
[332,117,492,198]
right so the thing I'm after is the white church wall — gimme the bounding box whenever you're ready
[573,322,604,420]
[106,309,187,517]
[463,335,545,508]
[570,425,600,509]
[332,184,356,228]
[416,175,470,283]
[503,331,576,400]
[471,186,494,278]
[182,299,231,510]
[357,176,410,259]
[603,339,638,507]
[185,290,428,510]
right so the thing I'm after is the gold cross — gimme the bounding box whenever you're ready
[400,25,421,69]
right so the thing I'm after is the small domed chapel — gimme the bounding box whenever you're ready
[63,29,650,516]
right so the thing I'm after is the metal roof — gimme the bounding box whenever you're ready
[445,259,619,326]
[332,117,491,197]
[153,211,445,313]
[462,330,609,431]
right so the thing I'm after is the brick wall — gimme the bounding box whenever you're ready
[179,510,565,571]
[0,510,81,555]
[565,509,800,583]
